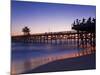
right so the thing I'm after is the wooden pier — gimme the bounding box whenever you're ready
[12,31,95,48]
[11,17,96,56]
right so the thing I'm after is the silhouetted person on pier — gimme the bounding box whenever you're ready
[79,20,81,24]
[73,21,75,25]
[87,17,92,24]
[92,18,96,24]
[76,19,79,25]
[22,26,30,36]
[82,18,86,24]
[72,20,76,27]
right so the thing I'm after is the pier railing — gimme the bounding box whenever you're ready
[12,31,95,48]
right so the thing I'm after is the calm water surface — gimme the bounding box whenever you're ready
[11,41,84,74]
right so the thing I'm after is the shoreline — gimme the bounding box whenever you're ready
[24,53,96,74]
[11,44,96,75]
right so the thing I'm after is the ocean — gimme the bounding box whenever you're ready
[11,40,84,74]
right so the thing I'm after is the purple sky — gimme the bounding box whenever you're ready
[11,1,96,36]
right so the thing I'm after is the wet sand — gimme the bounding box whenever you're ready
[24,53,96,74]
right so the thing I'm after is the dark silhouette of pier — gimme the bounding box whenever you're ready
[12,17,96,55]
[72,17,95,46]
[12,31,92,45]
[71,17,96,55]
[12,17,95,45]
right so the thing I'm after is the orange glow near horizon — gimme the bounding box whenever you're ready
[11,23,72,36]
[11,1,96,36]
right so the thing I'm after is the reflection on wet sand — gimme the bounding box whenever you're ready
[11,45,95,75]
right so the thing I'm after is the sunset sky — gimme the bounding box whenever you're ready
[11,1,96,36]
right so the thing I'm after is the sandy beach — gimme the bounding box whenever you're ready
[23,52,96,74]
